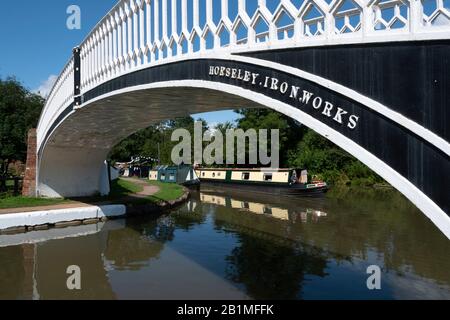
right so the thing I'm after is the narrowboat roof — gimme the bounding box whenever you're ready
[153,165,180,170]
[152,165,195,170]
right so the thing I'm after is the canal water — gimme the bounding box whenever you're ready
[1,186,449,300]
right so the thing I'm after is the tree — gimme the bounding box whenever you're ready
[0,77,44,175]
[108,127,160,163]
[287,129,383,185]
[108,116,209,165]
[234,108,306,167]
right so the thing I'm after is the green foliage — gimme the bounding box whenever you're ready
[108,116,208,165]
[109,127,160,162]
[235,108,306,166]
[0,197,69,210]
[0,77,44,175]
[286,128,383,186]
[287,130,350,177]
[344,161,382,186]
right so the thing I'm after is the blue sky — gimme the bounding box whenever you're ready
[0,0,239,126]
[0,1,116,91]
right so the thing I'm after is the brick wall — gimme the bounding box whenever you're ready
[22,129,37,197]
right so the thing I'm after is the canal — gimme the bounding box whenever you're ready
[1,186,449,300]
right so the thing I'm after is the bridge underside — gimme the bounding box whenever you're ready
[38,88,260,197]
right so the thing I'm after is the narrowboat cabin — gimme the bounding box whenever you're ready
[195,168,328,195]
[149,165,200,188]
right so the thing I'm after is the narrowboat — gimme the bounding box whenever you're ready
[195,168,328,195]
[149,165,200,188]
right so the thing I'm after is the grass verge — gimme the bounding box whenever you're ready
[0,178,185,210]
[146,180,185,203]
[0,197,70,210]
[104,179,185,205]
[109,178,144,198]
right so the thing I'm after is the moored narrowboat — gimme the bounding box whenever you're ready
[149,165,200,188]
[195,168,328,195]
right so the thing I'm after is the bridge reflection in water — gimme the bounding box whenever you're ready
[1,187,450,300]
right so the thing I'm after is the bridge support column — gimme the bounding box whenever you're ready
[37,145,110,198]
[22,129,37,197]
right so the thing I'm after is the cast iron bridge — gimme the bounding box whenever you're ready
[36,0,450,238]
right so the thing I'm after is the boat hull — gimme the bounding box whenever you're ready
[182,179,201,190]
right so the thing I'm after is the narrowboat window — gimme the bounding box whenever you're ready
[243,202,250,209]
[169,174,175,181]
[242,172,250,180]
[263,207,272,215]
[218,172,221,177]
[202,172,205,177]
[161,174,166,180]
[212,172,216,178]
[264,173,273,181]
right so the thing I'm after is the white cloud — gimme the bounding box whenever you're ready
[33,74,58,98]
[208,122,219,130]
[204,122,221,137]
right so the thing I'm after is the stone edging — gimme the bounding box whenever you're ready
[0,188,190,235]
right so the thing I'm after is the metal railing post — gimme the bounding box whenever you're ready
[73,47,82,108]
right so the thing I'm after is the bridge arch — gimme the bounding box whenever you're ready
[35,0,450,239]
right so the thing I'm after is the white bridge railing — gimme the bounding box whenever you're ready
[37,0,450,148]
[37,57,74,148]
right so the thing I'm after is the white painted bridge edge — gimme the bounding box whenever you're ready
[37,0,450,150]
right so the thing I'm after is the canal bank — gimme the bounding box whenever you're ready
[0,178,190,234]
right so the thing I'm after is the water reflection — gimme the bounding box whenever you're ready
[0,186,449,300]
[0,246,27,299]
[224,234,329,300]
[200,192,328,223]
[104,219,171,271]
